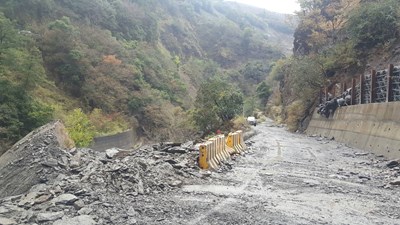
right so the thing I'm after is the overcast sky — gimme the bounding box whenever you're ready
[226,0,301,14]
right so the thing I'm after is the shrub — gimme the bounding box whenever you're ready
[286,100,306,132]
[232,116,247,131]
[65,108,95,147]
[88,108,129,136]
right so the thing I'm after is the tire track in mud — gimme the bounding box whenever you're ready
[186,167,260,225]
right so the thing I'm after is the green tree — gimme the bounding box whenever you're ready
[0,79,53,142]
[346,0,399,48]
[2,0,55,24]
[241,27,253,51]
[192,79,243,133]
[256,81,272,106]
[42,17,88,97]
[240,62,269,84]
[0,13,17,52]
[287,56,325,102]
[0,13,46,89]
[294,0,357,55]
[243,96,256,117]
[65,108,95,147]
[173,55,181,69]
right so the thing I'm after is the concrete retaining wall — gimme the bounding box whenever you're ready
[306,102,400,159]
[90,129,135,151]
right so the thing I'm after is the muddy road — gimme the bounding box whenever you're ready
[147,120,400,225]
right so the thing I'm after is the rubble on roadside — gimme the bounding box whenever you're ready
[0,122,220,225]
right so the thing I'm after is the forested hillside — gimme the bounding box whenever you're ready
[266,0,400,131]
[0,0,294,153]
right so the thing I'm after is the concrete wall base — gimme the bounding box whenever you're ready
[91,129,136,151]
[307,102,400,159]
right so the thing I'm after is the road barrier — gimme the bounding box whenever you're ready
[226,131,246,154]
[199,131,246,170]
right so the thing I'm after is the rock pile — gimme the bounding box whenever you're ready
[0,121,72,198]
[0,122,214,224]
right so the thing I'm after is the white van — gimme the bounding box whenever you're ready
[247,116,256,126]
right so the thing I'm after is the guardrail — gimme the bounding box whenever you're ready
[199,130,246,170]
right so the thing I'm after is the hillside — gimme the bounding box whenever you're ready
[0,0,294,153]
[266,0,400,131]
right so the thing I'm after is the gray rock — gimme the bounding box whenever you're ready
[303,179,321,187]
[18,192,39,206]
[41,159,59,167]
[355,152,368,156]
[169,180,183,187]
[105,148,120,159]
[161,142,182,148]
[20,210,35,221]
[2,195,22,202]
[126,207,138,217]
[59,156,69,167]
[53,215,96,225]
[78,207,93,215]
[29,184,48,193]
[165,159,179,165]
[390,178,400,186]
[37,212,64,222]
[127,218,137,225]
[0,217,17,225]
[70,151,82,168]
[73,199,85,210]
[181,141,194,149]
[137,179,144,195]
[70,159,80,168]
[172,163,184,169]
[358,175,371,180]
[387,160,400,168]
[51,194,78,205]
[0,206,10,214]
[34,194,52,205]
[165,147,187,154]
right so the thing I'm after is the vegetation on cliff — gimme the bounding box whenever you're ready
[267,0,400,131]
[0,0,294,150]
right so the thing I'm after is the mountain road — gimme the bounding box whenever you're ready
[153,120,400,225]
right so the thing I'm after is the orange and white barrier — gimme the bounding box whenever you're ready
[199,131,246,170]
[226,130,246,154]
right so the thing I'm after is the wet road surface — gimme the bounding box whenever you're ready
[160,120,400,225]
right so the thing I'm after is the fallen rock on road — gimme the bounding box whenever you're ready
[0,122,213,224]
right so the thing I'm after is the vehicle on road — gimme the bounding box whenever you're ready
[247,116,257,126]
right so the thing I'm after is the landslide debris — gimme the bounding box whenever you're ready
[0,121,73,198]
[0,122,212,224]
